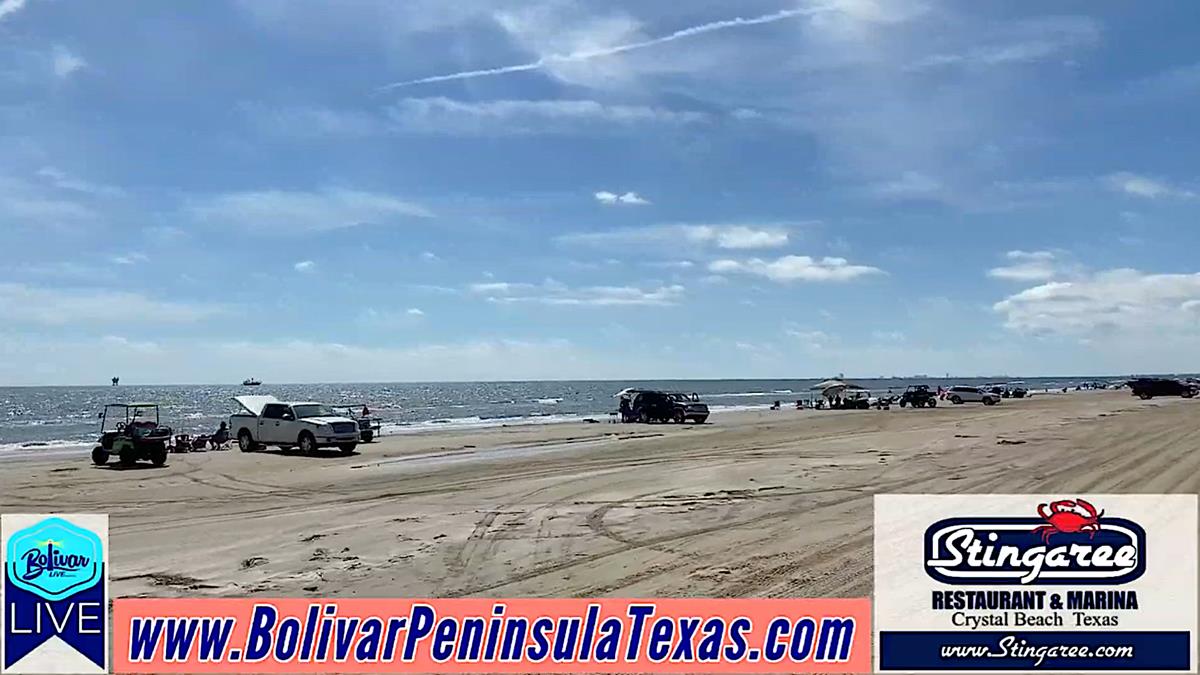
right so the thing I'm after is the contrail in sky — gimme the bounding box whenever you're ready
[378,6,824,90]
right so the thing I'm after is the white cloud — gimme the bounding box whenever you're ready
[356,306,427,327]
[186,187,432,234]
[419,251,439,261]
[0,0,27,22]
[469,279,684,306]
[0,175,97,229]
[111,252,148,266]
[36,167,123,197]
[0,334,623,385]
[994,268,1200,336]
[708,255,883,282]
[388,98,706,135]
[594,190,650,205]
[987,250,1068,282]
[293,260,315,273]
[242,103,383,138]
[0,283,225,325]
[869,171,944,199]
[51,46,86,78]
[559,224,790,250]
[1105,172,1196,200]
[908,17,1100,71]
[784,325,831,344]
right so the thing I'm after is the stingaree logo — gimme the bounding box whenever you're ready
[924,498,1146,585]
[3,515,108,674]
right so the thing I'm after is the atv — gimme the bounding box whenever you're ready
[898,385,938,408]
[91,403,172,467]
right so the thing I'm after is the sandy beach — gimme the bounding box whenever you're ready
[1,391,1195,600]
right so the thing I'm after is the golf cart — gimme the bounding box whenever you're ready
[898,385,938,408]
[91,403,172,467]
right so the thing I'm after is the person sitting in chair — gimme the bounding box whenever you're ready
[210,421,229,449]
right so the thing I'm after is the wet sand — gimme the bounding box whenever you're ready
[1,391,1195,599]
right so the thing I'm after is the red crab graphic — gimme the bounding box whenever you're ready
[1032,498,1103,542]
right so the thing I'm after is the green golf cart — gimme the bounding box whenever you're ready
[91,403,172,467]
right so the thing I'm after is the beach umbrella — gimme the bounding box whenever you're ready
[811,379,846,391]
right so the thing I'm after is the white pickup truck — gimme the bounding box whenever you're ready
[231,395,361,455]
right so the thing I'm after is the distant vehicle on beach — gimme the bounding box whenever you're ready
[620,389,709,424]
[898,385,937,408]
[231,395,360,454]
[946,386,1000,405]
[1126,377,1197,400]
[1004,381,1029,398]
[330,405,382,443]
[242,377,262,386]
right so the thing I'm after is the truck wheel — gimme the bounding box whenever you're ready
[899,400,907,408]
[928,399,936,408]
[361,430,374,443]
[298,431,317,455]
[673,410,686,424]
[338,443,357,455]
[984,398,996,406]
[91,447,109,466]
[119,447,137,466]
[150,445,168,467]
[951,396,962,404]
[1138,393,1152,400]
[238,429,257,452]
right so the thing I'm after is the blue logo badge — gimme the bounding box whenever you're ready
[3,515,107,673]
[5,517,103,600]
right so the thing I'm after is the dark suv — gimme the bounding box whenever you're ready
[898,385,938,408]
[1127,377,1197,400]
[629,390,709,423]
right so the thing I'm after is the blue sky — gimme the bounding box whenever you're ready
[2,0,1198,384]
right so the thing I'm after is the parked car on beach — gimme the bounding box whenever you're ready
[946,386,1000,405]
[623,390,709,423]
[898,385,938,408]
[231,395,361,454]
[1126,377,1197,400]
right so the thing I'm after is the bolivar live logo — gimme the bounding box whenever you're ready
[2,514,108,674]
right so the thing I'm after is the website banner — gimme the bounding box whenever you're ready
[874,494,1198,672]
[113,597,869,673]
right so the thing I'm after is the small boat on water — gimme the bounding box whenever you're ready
[242,378,262,386]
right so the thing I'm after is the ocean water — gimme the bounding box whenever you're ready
[0,377,1133,454]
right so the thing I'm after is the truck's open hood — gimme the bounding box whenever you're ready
[232,395,279,416]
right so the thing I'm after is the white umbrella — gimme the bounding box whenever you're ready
[811,379,846,391]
